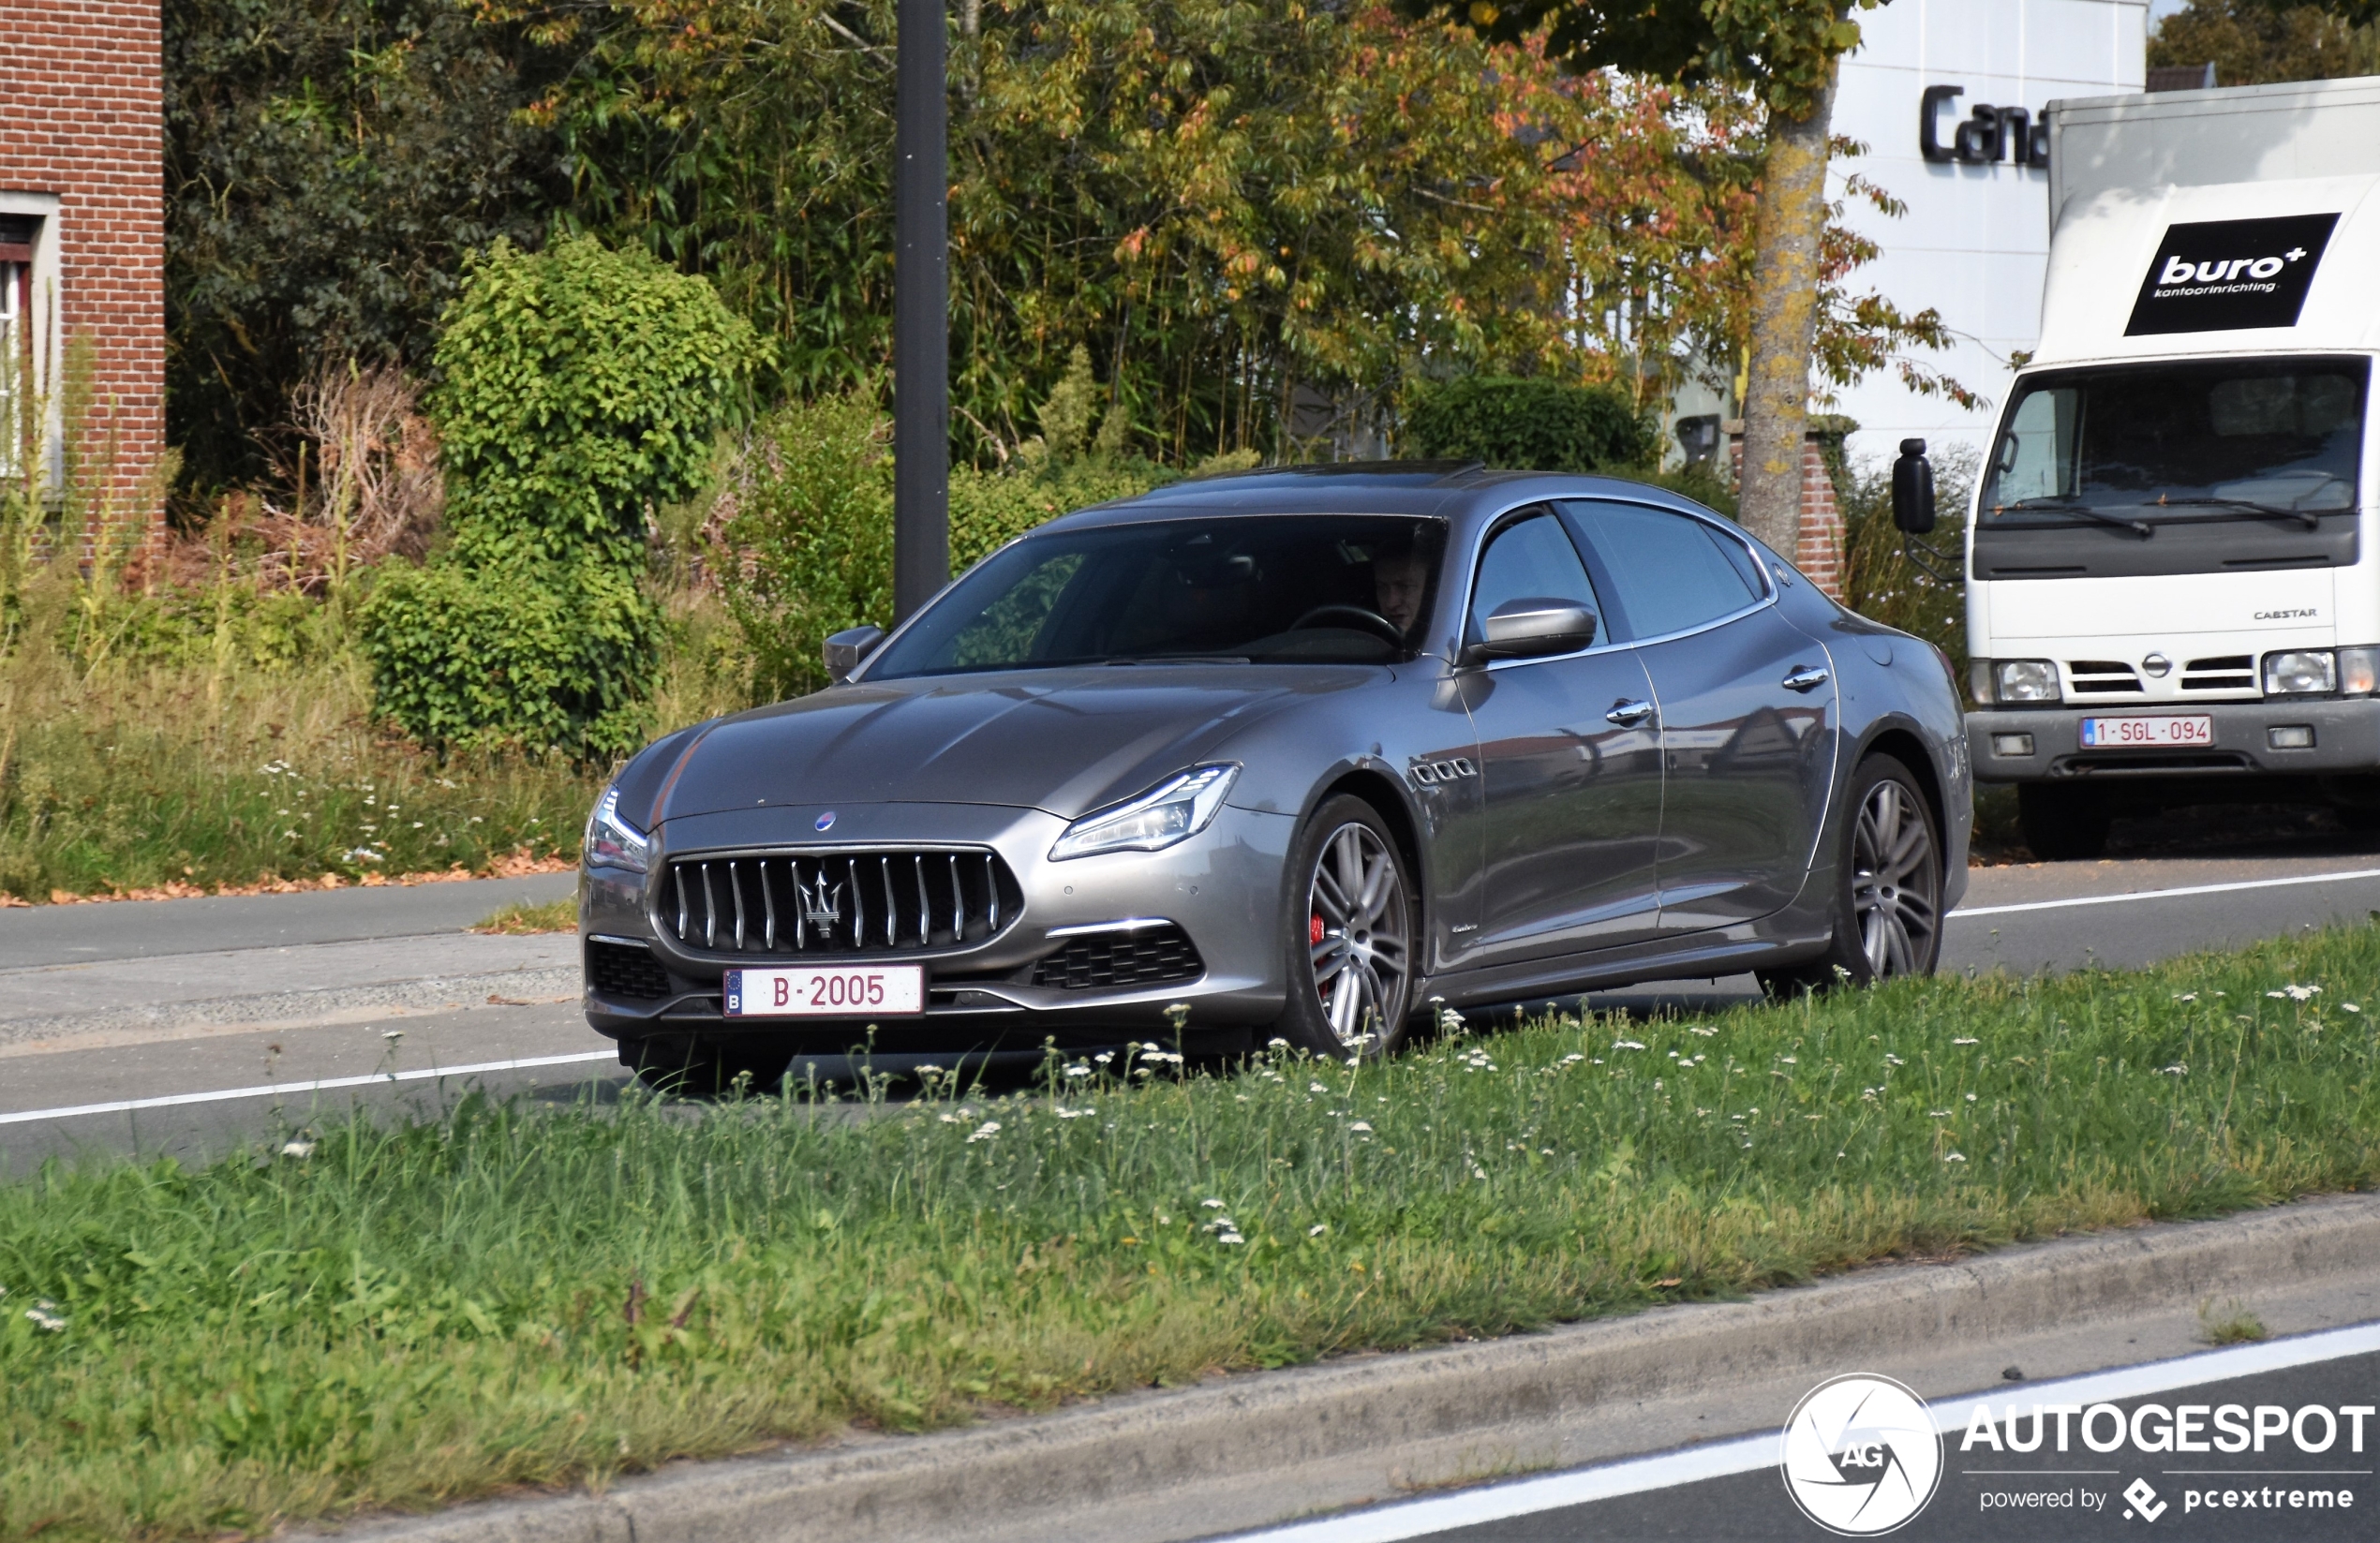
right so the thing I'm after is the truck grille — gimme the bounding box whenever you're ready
[2066,660,2142,694]
[2181,655,2255,691]
[659,849,1021,956]
[1031,924,1204,990]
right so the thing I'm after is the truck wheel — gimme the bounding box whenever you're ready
[1272,794,1420,1060]
[619,1034,792,1098]
[2018,782,2109,861]
[1759,755,1943,996]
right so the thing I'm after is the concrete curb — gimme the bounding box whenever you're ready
[0,967,581,1046]
[313,1192,2380,1543]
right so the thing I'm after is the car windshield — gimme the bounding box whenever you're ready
[866,514,1450,678]
[1980,357,2368,521]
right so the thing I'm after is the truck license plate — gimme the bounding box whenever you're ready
[2079,715,2214,749]
[723,965,925,1016]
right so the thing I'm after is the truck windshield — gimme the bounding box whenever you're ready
[1981,357,2367,522]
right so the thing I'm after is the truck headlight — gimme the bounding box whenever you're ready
[2263,650,2336,696]
[1049,764,1240,860]
[1992,660,2060,704]
[584,786,651,873]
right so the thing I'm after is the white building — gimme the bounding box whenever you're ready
[1822,0,2149,469]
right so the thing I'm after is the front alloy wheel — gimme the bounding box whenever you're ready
[1278,795,1417,1057]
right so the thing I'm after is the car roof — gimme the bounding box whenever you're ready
[1038,462,1728,532]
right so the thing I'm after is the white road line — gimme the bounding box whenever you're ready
[1223,1321,2380,1543]
[1953,867,2380,920]
[0,1049,617,1126]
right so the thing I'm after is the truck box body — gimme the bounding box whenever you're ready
[1964,77,2380,853]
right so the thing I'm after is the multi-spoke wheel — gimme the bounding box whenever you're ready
[1850,772,1941,977]
[1275,794,1418,1057]
[1759,756,1942,996]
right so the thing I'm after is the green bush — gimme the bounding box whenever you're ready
[950,456,1176,571]
[1402,375,1653,473]
[431,235,764,568]
[360,555,658,757]
[364,235,757,751]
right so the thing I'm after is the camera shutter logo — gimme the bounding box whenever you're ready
[1779,1373,1943,1535]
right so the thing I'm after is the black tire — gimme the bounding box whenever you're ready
[619,1034,793,1098]
[1759,755,1944,997]
[1272,794,1421,1059]
[2017,781,2110,861]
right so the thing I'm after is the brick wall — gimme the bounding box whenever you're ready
[0,0,167,528]
[1726,424,1847,601]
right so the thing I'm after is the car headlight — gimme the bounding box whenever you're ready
[2263,649,2337,696]
[584,786,651,873]
[1992,660,2060,704]
[1049,764,1240,861]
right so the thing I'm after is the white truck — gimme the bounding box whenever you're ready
[1898,75,2380,858]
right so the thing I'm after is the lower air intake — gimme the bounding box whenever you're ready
[1032,925,1205,990]
[588,939,674,1001]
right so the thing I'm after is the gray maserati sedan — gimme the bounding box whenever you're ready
[580,463,1971,1089]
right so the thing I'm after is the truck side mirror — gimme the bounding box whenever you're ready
[1892,438,1937,536]
[824,624,885,684]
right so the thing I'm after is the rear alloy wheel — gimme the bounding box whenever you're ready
[1275,795,1418,1059]
[1760,756,1942,995]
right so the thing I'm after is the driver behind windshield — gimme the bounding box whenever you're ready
[1370,542,1429,634]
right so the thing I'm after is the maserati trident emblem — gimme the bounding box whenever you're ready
[815,810,837,832]
[798,871,844,934]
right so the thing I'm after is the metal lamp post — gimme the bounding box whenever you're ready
[892,0,949,622]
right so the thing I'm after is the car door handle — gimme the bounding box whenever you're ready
[1781,665,1831,692]
[1606,698,1656,727]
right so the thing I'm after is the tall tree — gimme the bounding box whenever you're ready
[1404,0,1882,557]
[2149,0,2380,85]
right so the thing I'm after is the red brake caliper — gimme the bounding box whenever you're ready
[1310,913,1326,944]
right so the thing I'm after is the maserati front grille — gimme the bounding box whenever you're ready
[659,848,1022,956]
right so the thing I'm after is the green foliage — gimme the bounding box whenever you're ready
[1403,376,1653,473]
[359,556,660,758]
[164,0,566,491]
[430,236,765,570]
[360,236,756,752]
[710,390,894,704]
[9,925,2380,1536]
[2149,1,2380,84]
[951,459,1178,572]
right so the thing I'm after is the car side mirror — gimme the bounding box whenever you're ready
[823,624,885,684]
[1892,438,1937,535]
[1468,598,1598,663]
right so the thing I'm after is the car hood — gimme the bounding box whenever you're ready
[651,667,1374,824]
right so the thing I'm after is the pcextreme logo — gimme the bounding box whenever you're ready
[1780,1374,1944,1536]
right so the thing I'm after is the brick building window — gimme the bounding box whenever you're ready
[0,214,35,475]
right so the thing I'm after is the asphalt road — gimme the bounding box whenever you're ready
[13,829,2380,1168]
[1227,1332,2380,1543]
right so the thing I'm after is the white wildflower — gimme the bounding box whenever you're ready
[1613,1039,1646,1051]
[965,1120,1002,1143]
[1216,1230,1245,1245]
[1310,1081,1330,1093]
[1953,1037,1980,1046]
[1267,1037,1291,1049]
[1347,1121,1374,1134]
[2173,992,2197,1002]
[24,1303,66,1332]
[1064,1063,1093,1078]
[1883,1053,1905,1066]
[1777,1056,1797,1064]
[2345,1003,2363,1014]
[1944,1151,1968,1164]
[1202,1197,1227,1209]
[1309,1224,1330,1237]
[1927,1109,1951,1119]
[2271,985,2321,1001]
[2161,1064,2188,1076]
[281,1140,317,1158]
[1562,1053,1585,1063]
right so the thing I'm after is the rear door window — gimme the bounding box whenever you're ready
[1559,501,1763,641]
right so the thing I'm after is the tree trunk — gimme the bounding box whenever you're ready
[1735,56,1839,560]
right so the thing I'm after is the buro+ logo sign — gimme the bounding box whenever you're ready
[2126,213,2341,335]
[1779,1373,1945,1535]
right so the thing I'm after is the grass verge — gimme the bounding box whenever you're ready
[470,896,580,934]
[5,927,2379,1539]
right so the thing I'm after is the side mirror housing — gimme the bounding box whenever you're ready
[1892,438,1938,535]
[823,624,886,684]
[1466,598,1598,663]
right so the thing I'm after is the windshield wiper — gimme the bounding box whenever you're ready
[2150,495,2323,531]
[1992,497,2153,539]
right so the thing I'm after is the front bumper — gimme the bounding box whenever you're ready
[1970,698,2380,783]
[578,799,1297,1050]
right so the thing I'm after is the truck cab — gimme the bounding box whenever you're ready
[1962,77,2380,858]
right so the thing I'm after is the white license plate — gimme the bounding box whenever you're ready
[723,965,924,1017]
[2080,715,2215,749]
